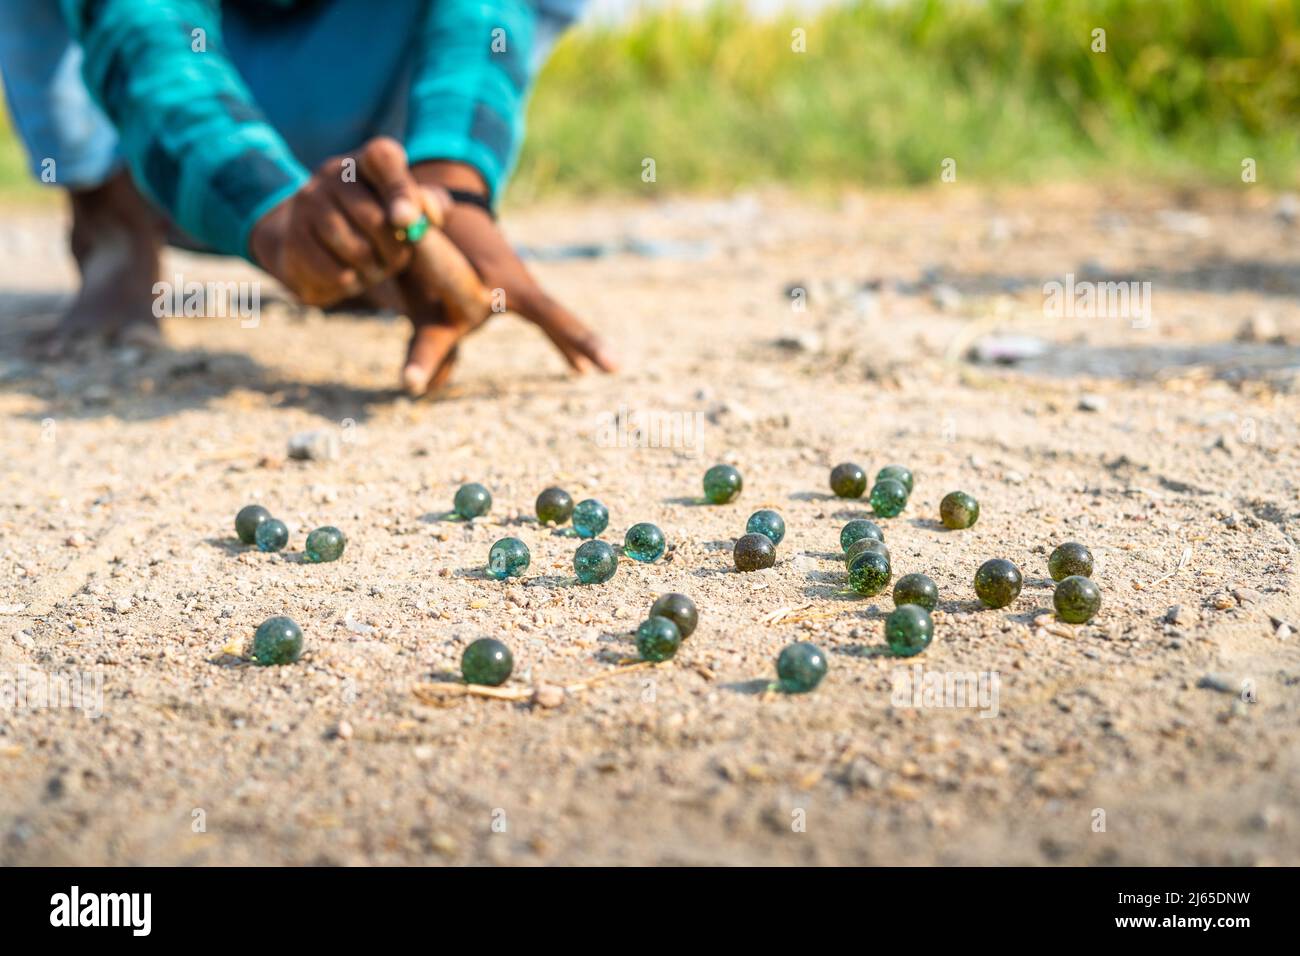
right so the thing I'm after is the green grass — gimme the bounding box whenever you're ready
[3,0,1298,203]
[511,0,1300,198]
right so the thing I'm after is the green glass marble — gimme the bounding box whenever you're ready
[488,536,531,579]
[845,537,890,566]
[734,532,776,571]
[571,498,609,538]
[746,509,785,546]
[453,482,492,519]
[252,616,303,666]
[255,518,289,553]
[574,539,618,584]
[535,487,574,526]
[462,637,513,686]
[839,518,884,551]
[650,592,698,639]
[886,604,934,657]
[703,464,743,504]
[1048,542,1094,582]
[776,642,827,694]
[304,526,346,563]
[893,572,939,611]
[1054,575,1101,624]
[636,615,682,662]
[940,491,980,530]
[829,462,867,498]
[847,548,891,596]
[400,213,430,244]
[876,465,914,495]
[235,504,272,545]
[974,558,1023,609]
[870,478,908,518]
[624,522,666,562]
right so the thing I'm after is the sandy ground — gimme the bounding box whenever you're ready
[1,183,1298,866]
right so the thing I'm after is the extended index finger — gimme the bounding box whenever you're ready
[514,291,619,374]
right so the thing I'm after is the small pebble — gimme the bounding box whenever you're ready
[288,430,340,461]
[532,684,566,708]
[1197,673,1237,695]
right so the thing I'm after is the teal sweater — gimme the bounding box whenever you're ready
[62,0,536,258]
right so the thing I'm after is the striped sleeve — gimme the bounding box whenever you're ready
[61,0,308,258]
[404,0,538,201]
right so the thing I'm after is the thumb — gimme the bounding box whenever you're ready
[357,137,424,229]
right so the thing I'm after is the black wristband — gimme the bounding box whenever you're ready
[447,189,495,218]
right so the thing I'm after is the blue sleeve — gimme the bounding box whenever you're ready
[61,0,309,258]
[404,0,538,200]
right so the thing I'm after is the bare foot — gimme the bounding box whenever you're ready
[34,170,165,358]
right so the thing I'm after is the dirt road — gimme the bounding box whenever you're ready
[1,184,1298,864]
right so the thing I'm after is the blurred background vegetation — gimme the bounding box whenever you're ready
[515,0,1300,199]
[2,0,1297,204]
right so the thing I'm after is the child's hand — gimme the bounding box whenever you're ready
[397,161,619,394]
[249,137,448,306]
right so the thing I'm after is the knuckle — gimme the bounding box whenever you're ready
[353,202,390,233]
